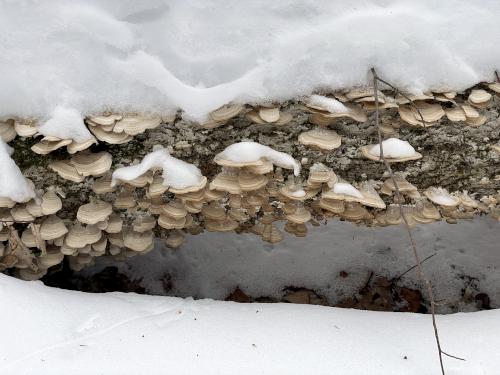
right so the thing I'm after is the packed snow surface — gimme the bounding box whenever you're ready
[1,1,500,121]
[0,139,35,202]
[369,138,417,158]
[112,148,204,189]
[1,274,499,375]
[216,141,300,176]
[37,106,93,143]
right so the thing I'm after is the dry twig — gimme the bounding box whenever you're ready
[371,67,466,374]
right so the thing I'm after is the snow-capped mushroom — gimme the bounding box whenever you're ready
[49,161,85,183]
[214,142,300,176]
[424,187,460,207]
[41,190,62,215]
[77,200,112,225]
[40,215,68,240]
[360,138,422,163]
[71,151,112,177]
[298,128,341,151]
[322,180,364,203]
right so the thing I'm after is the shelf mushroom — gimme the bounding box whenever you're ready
[360,138,422,163]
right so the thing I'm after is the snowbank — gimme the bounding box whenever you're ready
[0,139,35,202]
[0,274,498,375]
[1,1,500,120]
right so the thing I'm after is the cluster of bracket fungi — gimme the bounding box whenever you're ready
[0,81,499,281]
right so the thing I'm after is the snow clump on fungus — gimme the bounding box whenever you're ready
[214,141,300,176]
[361,138,422,162]
[111,147,206,192]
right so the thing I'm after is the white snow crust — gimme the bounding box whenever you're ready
[0,139,35,202]
[1,1,500,121]
[369,138,417,158]
[306,95,349,113]
[1,273,499,375]
[216,141,300,176]
[112,148,204,189]
[37,106,93,143]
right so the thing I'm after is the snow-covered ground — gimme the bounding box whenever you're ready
[1,1,500,120]
[0,273,498,375]
[83,216,500,311]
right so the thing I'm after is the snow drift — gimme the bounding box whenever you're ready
[1,0,499,120]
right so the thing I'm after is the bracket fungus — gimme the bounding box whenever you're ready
[112,148,206,194]
[214,141,300,176]
[360,138,422,163]
[298,128,341,151]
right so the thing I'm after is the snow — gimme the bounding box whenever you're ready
[332,182,364,199]
[0,139,35,202]
[216,141,300,176]
[111,148,204,189]
[306,95,349,113]
[1,1,500,122]
[84,216,500,312]
[37,106,93,143]
[369,138,417,158]
[1,273,499,375]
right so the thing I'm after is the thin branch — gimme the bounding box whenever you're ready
[392,253,437,282]
[495,70,500,83]
[442,351,466,361]
[372,67,449,375]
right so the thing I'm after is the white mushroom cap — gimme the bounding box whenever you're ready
[87,114,122,126]
[77,200,113,225]
[49,161,85,183]
[31,139,72,155]
[158,214,186,230]
[92,174,116,194]
[238,170,268,191]
[11,206,34,222]
[210,104,243,122]
[114,115,162,136]
[14,119,38,137]
[67,137,97,154]
[90,126,133,144]
[210,171,242,194]
[41,190,62,215]
[298,128,341,151]
[0,197,15,208]
[40,215,68,240]
[468,89,492,105]
[71,151,112,177]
